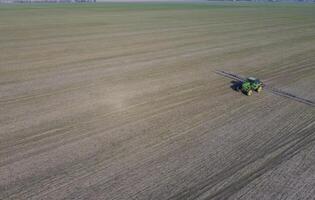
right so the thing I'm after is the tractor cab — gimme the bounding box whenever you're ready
[247,77,261,85]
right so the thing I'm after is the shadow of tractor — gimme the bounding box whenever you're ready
[230,80,243,92]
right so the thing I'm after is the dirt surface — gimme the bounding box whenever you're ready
[0,3,315,200]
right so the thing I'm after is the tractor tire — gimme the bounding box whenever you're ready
[257,86,262,93]
[247,90,253,96]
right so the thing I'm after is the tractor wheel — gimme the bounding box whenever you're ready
[257,86,262,93]
[247,90,253,96]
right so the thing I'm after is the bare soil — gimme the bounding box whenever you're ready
[0,3,315,200]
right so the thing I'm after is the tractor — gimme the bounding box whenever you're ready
[216,70,314,106]
[238,77,263,96]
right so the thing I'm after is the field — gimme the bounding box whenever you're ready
[1,2,315,199]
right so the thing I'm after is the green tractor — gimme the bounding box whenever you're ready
[238,77,263,96]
